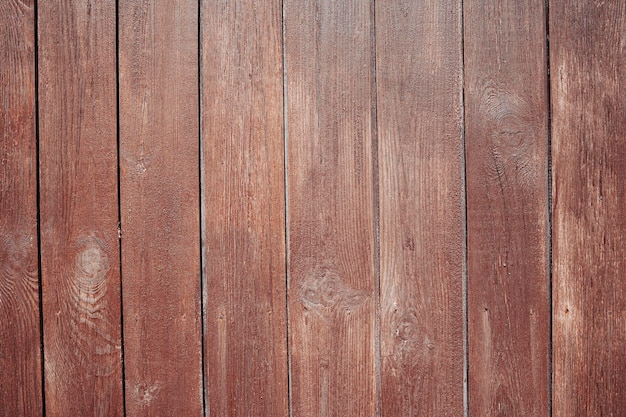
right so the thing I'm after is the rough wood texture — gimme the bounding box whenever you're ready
[376,1,465,415]
[464,1,550,415]
[7,2,626,414]
[551,1,626,415]
[119,1,203,415]
[37,1,123,415]
[0,1,42,415]
[284,0,377,414]
[201,0,288,415]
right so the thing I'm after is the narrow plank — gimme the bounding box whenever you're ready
[37,1,123,415]
[201,1,288,415]
[284,0,377,415]
[464,1,550,415]
[119,1,203,415]
[0,1,42,415]
[376,1,465,415]
[551,1,626,415]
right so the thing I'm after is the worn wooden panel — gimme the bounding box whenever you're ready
[0,1,42,415]
[119,1,203,415]
[201,0,288,415]
[37,1,123,415]
[376,1,465,415]
[464,1,550,415]
[284,0,377,415]
[551,1,626,415]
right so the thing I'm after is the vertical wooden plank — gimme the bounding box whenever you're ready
[201,0,288,415]
[376,1,465,415]
[464,1,550,415]
[38,1,123,415]
[551,1,626,415]
[0,1,42,415]
[119,1,203,415]
[284,0,377,415]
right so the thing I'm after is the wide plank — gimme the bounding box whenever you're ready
[551,1,626,415]
[0,1,42,415]
[37,1,123,415]
[284,0,378,414]
[376,1,465,415]
[119,1,203,415]
[201,0,288,415]
[464,0,550,415]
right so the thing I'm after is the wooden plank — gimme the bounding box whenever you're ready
[201,0,288,415]
[284,0,377,415]
[464,1,550,415]
[376,1,465,415]
[0,1,42,415]
[119,1,203,415]
[551,1,626,415]
[37,1,123,415]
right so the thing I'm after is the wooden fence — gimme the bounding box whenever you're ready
[1,0,624,415]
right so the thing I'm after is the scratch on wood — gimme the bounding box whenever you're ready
[319,358,329,417]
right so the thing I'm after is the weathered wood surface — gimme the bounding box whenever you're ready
[551,1,626,415]
[201,0,289,415]
[119,1,203,415]
[37,1,123,415]
[464,0,551,415]
[376,1,465,415]
[0,1,42,415]
[2,2,626,415]
[284,0,378,414]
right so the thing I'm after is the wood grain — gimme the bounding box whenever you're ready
[119,1,203,415]
[0,1,42,415]
[201,1,288,415]
[284,0,378,414]
[464,1,550,415]
[37,1,123,415]
[376,1,465,415]
[551,1,626,415]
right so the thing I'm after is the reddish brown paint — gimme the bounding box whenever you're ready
[119,1,203,415]
[0,1,42,415]
[465,0,551,415]
[376,1,465,415]
[1,2,624,415]
[551,1,626,415]
[284,0,378,414]
[38,1,124,415]
[201,0,289,414]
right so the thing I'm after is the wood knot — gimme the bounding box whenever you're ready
[64,234,119,375]
[122,149,153,177]
[0,231,32,277]
[74,235,110,295]
[395,313,419,341]
[299,269,367,319]
[389,306,435,377]
[0,231,36,308]
[133,381,161,405]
